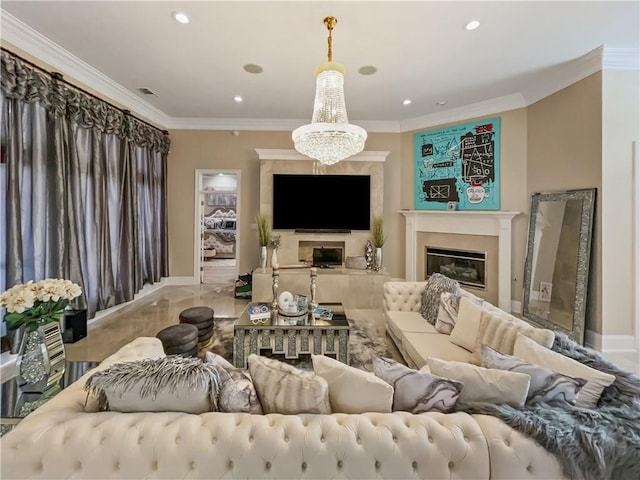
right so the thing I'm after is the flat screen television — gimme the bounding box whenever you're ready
[272,174,371,231]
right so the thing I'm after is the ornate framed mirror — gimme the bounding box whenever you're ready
[522,188,596,344]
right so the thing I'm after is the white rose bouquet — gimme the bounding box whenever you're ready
[0,278,82,332]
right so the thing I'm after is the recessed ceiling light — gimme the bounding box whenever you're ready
[233,96,243,103]
[437,101,447,106]
[465,20,480,31]
[358,65,377,75]
[402,99,412,105]
[243,64,263,74]
[172,12,190,24]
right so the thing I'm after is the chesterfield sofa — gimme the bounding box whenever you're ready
[0,335,565,480]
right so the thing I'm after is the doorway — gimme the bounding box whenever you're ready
[194,170,241,286]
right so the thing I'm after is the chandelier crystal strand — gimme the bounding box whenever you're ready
[292,16,367,165]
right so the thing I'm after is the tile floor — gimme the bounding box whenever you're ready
[65,283,249,362]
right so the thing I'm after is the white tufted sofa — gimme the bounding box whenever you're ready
[1,337,566,480]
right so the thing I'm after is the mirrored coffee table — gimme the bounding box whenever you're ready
[233,303,350,368]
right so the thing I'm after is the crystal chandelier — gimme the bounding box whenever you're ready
[292,17,367,165]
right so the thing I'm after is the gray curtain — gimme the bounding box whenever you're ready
[0,49,170,319]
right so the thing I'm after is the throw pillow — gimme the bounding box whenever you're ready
[468,310,555,365]
[435,292,459,334]
[248,354,331,414]
[481,344,587,406]
[372,357,462,413]
[204,352,263,414]
[435,291,484,334]
[312,355,393,413]
[513,334,616,408]
[419,273,460,325]
[426,357,531,408]
[449,296,486,351]
[84,356,221,413]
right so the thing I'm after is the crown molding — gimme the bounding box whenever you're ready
[603,47,640,70]
[255,149,389,162]
[0,9,170,128]
[167,117,400,132]
[399,94,527,133]
[521,46,604,106]
[167,117,306,131]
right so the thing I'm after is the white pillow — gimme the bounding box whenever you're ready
[426,357,531,408]
[449,296,485,351]
[513,333,616,408]
[312,355,393,413]
[434,290,483,334]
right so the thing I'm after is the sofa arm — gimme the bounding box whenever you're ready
[383,281,426,313]
[472,414,567,480]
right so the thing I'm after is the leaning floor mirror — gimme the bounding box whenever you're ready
[522,188,596,345]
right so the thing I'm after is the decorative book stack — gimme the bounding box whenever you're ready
[312,306,333,321]
[246,303,271,323]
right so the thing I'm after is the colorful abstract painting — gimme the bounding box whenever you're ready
[414,117,501,210]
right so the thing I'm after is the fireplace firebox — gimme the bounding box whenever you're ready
[312,247,343,267]
[425,247,486,289]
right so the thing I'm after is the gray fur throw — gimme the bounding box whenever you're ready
[462,333,640,480]
[84,356,221,412]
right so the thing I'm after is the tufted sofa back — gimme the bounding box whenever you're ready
[383,281,426,313]
[1,410,489,479]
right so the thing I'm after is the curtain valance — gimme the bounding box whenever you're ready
[1,49,170,154]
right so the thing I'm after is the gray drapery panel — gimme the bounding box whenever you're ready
[1,49,170,319]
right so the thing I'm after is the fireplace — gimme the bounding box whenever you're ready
[425,247,486,289]
[401,210,519,312]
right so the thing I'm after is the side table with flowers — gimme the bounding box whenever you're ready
[0,279,82,393]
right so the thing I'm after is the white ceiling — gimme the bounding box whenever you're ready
[1,1,638,131]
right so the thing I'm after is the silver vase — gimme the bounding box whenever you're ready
[374,247,383,271]
[16,322,66,393]
[16,327,49,389]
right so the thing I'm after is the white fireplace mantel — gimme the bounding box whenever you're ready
[401,210,520,312]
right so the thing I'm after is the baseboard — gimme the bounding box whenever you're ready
[164,276,199,285]
[90,280,167,325]
[585,330,637,352]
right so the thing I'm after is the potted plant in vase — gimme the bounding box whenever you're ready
[256,213,271,269]
[371,215,385,271]
[0,278,82,391]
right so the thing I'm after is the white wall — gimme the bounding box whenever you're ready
[601,69,640,349]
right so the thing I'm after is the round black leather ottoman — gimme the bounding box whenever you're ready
[179,306,214,325]
[179,306,214,346]
[156,324,199,357]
